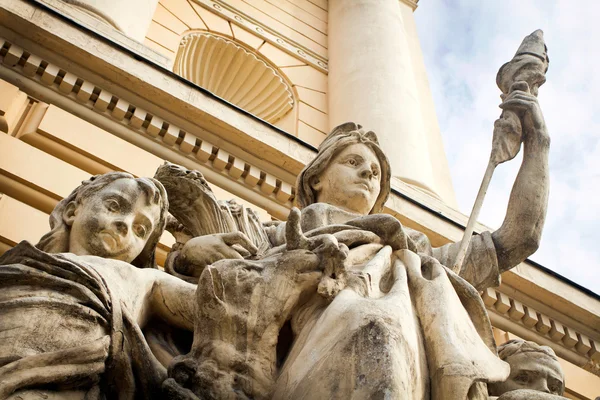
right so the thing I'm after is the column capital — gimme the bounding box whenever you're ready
[399,0,419,11]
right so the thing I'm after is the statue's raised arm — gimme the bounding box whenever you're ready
[438,31,550,289]
[491,30,550,272]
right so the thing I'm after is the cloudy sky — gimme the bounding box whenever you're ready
[414,0,599,292]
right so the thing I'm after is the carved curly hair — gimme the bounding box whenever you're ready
[36,172,169,269]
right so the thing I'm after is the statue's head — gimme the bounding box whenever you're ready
[488,339,565,396]
[36,172,169,268]
[296,122,391,215]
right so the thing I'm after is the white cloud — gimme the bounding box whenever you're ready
[415,0,600,292]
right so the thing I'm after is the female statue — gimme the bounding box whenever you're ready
[267,123,509,400]
[165,84,551,400]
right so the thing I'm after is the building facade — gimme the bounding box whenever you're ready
[0,0,598,397]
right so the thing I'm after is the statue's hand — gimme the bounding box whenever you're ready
[345,213,409,250]
[167,210,348,399]
[175,232,258,277]
[500,89,549,146]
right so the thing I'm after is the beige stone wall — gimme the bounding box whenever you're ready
[219,0,327,58]
[145,0,329,147]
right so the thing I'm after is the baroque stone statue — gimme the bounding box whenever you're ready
[0,30,559,400]
[159,29,553,395]
[164,56,552,397]
[0,171,347,400]
[0,173,198,399]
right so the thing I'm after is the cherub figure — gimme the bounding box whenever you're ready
[0,172,197,399]
[36,172,168,267]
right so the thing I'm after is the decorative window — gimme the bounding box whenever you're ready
[174,32,294,123]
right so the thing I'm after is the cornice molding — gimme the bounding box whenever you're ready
[0,36,296,220]
[399,0,419,11]
[483,287,600,375]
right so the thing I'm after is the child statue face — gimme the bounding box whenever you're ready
[489,352,564,396]
[312,143,382,215]
[64,178,162,263]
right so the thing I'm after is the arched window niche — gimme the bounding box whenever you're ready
[174,31,295,125]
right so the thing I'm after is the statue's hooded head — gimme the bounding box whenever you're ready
[296,122,391,215]
[36,172,169,269]
[488,339,565,396]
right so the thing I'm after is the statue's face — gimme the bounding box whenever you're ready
[489,352,564,396]
[65,178,161,263]
[313,143,381,215]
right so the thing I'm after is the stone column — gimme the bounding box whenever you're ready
[62,0,159,42]
[328,0,440,199]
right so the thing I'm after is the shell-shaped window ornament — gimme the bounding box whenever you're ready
[174,32,294,123]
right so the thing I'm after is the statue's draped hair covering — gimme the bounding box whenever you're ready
[497,339,559,362]
[35,172,169,269]
[493,339,565,396]
[295,122,392,214]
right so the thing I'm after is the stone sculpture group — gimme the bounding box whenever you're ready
[0,31,567,399]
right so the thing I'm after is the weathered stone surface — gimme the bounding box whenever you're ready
[493,30,549,166]
[164,209,347,399]
[154,162,270,283]
[0,30,554,399]
[488,339,566,398]
[493,390,568,400]
[164,109,551,399]
[0,173,197,399]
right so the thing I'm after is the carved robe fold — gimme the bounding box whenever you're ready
[0,242,166,400]
[270,204,510,400]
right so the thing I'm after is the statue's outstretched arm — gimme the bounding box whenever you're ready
[491,89,550,273]
[149,269,196,331]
